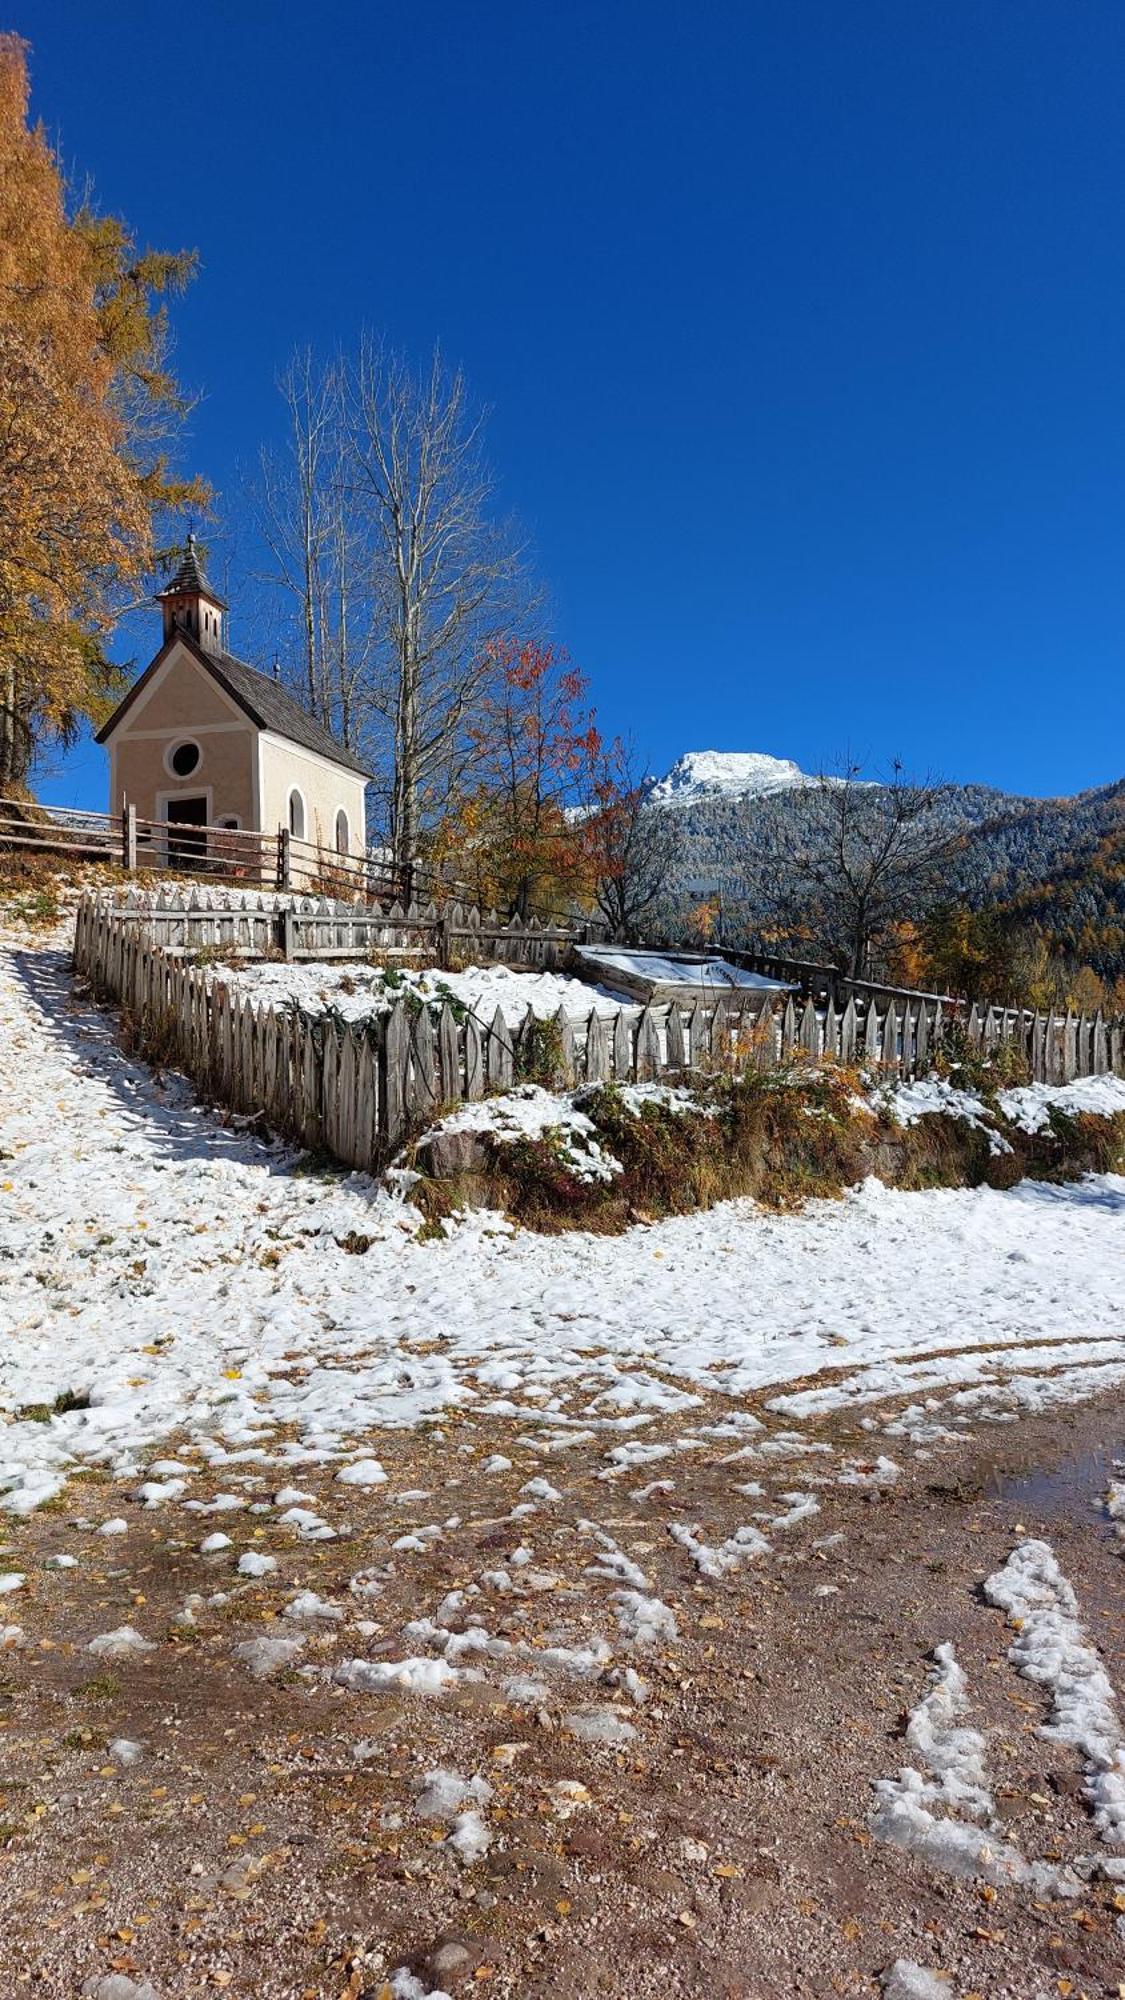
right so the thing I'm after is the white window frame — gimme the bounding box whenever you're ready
[335,807,350,854]
[163,736,205,780]
[288,787,307,840]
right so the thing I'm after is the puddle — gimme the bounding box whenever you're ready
[989,1440,1124,1534]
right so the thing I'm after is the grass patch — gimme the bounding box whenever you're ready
[16,1388,90,1425]
[0,847,63,926]
[79,1674,121,1702]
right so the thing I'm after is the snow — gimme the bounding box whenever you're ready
[879,1077,1015,1157]
[423,1085,624,1182]
[446,1808,492,1862]
[882,1078,989,1127]
[882,1964,951,2000]
[770,1492,821,1530]
[335,1456,387,1487]
[3,927,1125,1516]
[82,1977,161,2000]
[564,1706,638,1746]
[213,957,625,1029]
[333,1655,468,1695]
[277,1507,336,1541]
[283,1589,343,1622]
[871,1639,1080,1896]
[575,945,792,994]
[236,1551,276,1578]
[389,1971,453,2000]
[413,1769,492,1819]
[669,1521,770,1577]
[997,1074,1125,1133]
[898,1644,992,1819]
[984,1539,1125,1844]
[86,1626,155,1660]
[613,1588,679,1647]
[108,1737,144,1766]
[650,749,823,806]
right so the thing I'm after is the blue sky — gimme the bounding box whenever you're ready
[20,0,1125,810]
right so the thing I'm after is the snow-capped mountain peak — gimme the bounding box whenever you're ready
[650,750,820,807]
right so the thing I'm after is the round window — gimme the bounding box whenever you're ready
[170,740,201,777]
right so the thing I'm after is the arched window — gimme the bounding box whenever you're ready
[335,808,350,856]
[288,789,305,840]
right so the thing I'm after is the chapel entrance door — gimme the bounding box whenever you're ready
[165,794,208,869]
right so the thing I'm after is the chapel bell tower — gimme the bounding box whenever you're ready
[155,533,228,657]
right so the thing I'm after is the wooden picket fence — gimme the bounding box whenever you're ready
[90,888,585,969]
[72,898,1125,1172]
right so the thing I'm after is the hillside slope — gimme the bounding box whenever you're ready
[650,752,1125,971]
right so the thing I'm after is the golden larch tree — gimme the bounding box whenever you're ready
[0,34,204,787]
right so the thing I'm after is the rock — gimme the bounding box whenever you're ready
[416,1128,491,1178]
[740,1871,780,1914]
[630,1864,682,1899]
[427,1938,476,1987]
[233,1634,305,1677]
[108,1737,144,1766]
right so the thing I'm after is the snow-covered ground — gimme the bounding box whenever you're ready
[209,957,628,1027]
[5,910,1125,1997]
[2,922,1125,1518]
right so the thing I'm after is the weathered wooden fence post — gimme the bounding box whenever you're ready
[121,801,137,873]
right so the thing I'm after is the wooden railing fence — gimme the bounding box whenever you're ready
[1,796,595,932]
[729,948,955,1013]
[72,898,1125,1171]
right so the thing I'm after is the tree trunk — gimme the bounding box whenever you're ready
[393,638,418,874]
[0,661,31,789]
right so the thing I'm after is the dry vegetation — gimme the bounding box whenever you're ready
[413,1059,1125,1236]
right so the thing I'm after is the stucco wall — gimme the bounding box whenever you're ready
[104,643,368,885]
[112,726,258,828]
[107,646,258,830]
[259,734,368,881]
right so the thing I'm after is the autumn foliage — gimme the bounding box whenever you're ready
[428,639,602,918]
[0,35,203,785]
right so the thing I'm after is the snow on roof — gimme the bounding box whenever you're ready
[576,947,795,994]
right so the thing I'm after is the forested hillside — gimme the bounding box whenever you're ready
[651,761,1125,1002]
